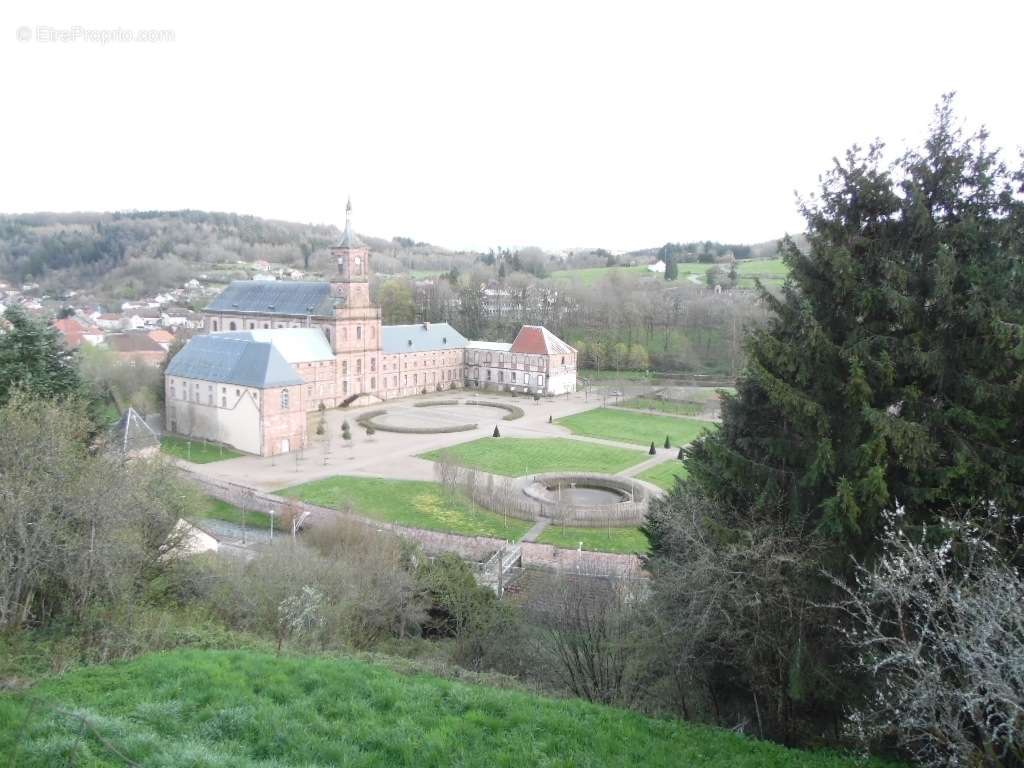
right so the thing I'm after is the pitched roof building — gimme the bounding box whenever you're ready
[164,200,577,457]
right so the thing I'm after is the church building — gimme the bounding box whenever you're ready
[164,201,577,456]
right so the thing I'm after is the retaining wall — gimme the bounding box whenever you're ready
[181,469,643,577]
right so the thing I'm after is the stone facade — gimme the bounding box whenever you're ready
[166,201,576,456]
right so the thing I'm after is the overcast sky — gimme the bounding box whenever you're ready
[1,1,1020,252]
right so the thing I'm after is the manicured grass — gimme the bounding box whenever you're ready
[420,437,646,477]
[537,524,650,554]
[0,649,887,768]
[198,498,274,530]
[637,460,688,491]
[277,475,531,539]
[620,396,703,416]
[160,435,243,463]
[557,408,712,448]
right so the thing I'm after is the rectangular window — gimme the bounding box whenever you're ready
[221,395,227,408]
[342,361,348,375]
[356,359,362,374]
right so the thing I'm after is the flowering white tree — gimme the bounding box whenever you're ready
[834,510,1024,767]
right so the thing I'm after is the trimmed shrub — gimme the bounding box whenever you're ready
[413,400,461,408]
[464,400,525,421]
[493,426,501,438]
[677,446,684,460]
[648,441,656,455]
[664,435,671,449]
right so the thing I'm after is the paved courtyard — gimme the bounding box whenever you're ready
[179,388,686,491]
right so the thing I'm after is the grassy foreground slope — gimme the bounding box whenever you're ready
[0,649,886,768]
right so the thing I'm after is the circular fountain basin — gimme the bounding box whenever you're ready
[539,482,631,505]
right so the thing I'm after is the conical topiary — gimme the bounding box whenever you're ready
[548,414,552,423]
[677,446,684,461]
[648,441,656,455]
[493,426,501,438]
[664,435,671,449]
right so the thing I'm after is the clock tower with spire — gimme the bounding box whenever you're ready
[328,198,381,397]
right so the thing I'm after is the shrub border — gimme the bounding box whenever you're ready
[462,400,525,421]
[355,408,477,434]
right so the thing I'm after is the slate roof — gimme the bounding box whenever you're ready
[509,325,575,356]
[381,323,467,354]
[218,328,335,364]
[105,332,166,354]
[205,281,336,317]
[466,340,512,352]
[165,334,303,388]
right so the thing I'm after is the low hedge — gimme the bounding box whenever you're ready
[369,422,477,434]
[356,408,477,434]
[413,400,462,408]
[463,400,525,421]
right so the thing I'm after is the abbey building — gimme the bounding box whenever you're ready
[164,201,577,456]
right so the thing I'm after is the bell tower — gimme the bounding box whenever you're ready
[330,197,371,307]
[328,198,382,401]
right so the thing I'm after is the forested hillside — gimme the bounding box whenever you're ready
[0,210,470,300]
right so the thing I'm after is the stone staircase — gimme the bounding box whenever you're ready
[478,543,522,596]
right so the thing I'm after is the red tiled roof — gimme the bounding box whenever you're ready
[509,325,574,356]
[148,329,174,344]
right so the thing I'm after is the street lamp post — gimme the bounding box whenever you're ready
[269,509,275,541]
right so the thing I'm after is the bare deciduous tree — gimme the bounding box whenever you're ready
[832,510,1024,767]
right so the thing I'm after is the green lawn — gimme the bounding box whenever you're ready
[619,396,703,416]
[161,435,243,463]
[547,264,650,285]
[557,408,712,448]
[420,437,646,477]
[737,257,789,277]
[198,498,275,530]
[277,475,530,540]
[578,368,652,381]
[537,524,650,554]
[0,649,888,768]
[637,460,688,491]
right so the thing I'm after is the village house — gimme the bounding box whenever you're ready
[164,200,577,456]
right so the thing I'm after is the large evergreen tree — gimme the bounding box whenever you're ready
[669,97,1023,556]
[644,98,1024,745]
[0,305,84,406]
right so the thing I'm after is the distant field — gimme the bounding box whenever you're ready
[0,649,889,767]
[537,523,650,554]
[637,460,688,491]
[737,257,789,277]
[160,436,243,463]
[557,408,712,448]
[421,437,646,476]
[278,476,530,539]
[547,264,650,285]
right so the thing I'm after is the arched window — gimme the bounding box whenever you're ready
[212,320,218,332]
[356,326,362,340]
[280,389,289,409]
[370,358,376,372]
[229,321,237,331]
